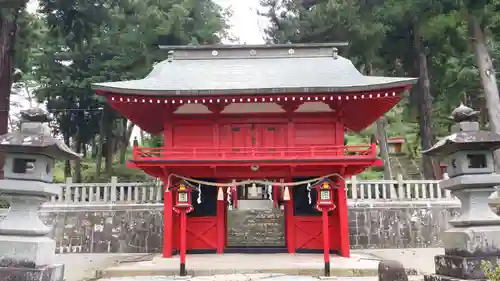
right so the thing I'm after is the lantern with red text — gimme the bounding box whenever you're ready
[314,179,336,212]
[172,181,194,214]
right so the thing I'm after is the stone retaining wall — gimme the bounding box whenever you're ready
[16,200,464,254]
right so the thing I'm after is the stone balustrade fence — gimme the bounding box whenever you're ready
[41,174,484,205]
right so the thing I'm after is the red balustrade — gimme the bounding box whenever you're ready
[132,145,377,161]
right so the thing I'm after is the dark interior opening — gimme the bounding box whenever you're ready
[293,177,321,216]
[188,178,217,217]
[467,154,487,169]
[12,158,36,174]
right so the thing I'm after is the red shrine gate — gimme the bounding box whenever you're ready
[93,43,417,258]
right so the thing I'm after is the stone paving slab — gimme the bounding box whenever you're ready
[57,248,443,281]
[54,253,152,281]
[100,253,383,279]
[359,248,444,274]
[97,273,425,281]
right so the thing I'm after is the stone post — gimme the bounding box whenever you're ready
[0,108,80,281]
[423,104,500,281]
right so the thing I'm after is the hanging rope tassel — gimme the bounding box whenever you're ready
[226,187,233,210]
[226,187,232,204]
[283,186,290,201]
[197,183,202,204]
[307,183,312,204]
[217,187,224,201]
[267,184,273,202]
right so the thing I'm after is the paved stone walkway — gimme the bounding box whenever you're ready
[98,274,425,281]
[100,253,382,278]
[57,248,444,281]
[55,253,153,281]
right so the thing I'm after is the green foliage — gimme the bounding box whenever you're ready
[9,0,500,181]
[481,260,500,281]
[10,0,231,181]
[52,158,152,183]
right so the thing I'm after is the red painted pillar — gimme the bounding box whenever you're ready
[337,178,350,257]
[179,210,187,276]
[284,181,295,253]
[216,186,225,253]
[322,209,331,277]
[163,179,173,258]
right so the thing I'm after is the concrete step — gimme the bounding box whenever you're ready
[98,254,390,279]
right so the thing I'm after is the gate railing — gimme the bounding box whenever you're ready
[33,174,478,205]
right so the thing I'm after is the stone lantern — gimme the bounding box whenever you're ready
[423,104,500,281]
[0,108,80,281]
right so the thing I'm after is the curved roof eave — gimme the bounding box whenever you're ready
[93,78,418,96]
[92,51,418,96]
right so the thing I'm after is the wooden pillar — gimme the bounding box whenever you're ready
[216,186,225,253]
[284,178,295,253]
[322,209,331,276]
[163,177,173,258]
[179,210,187,276]
[329,199,335,254]
[337,176,350,257]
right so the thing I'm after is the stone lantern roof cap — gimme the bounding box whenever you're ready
[423,131,500,157]
[423,104,500,157]
[19,107,52,123]
[0,108,81,160]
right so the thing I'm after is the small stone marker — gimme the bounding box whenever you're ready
[0,108,80,281]
[378,260,408,281]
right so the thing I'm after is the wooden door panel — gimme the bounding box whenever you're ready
[230,125,253,150]
[256,124,287,148]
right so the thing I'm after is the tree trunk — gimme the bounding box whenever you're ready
[468,12,500,171]
[412,24,439,179]
[366,59,397,197]
[82,142,87,158]
[95,109,106,178]
[376,119,393,178]
[0,8,20,179]
[366,60,393,181]
[119,121,134,164]
[74,134,82,183]
[104,111,113,175]
[63,134,72,178]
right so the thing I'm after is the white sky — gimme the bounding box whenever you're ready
[19,0,269,141]
[26,0,268,44]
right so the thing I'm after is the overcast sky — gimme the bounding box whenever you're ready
[27,0,268,44]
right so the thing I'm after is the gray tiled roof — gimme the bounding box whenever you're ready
[92,45,417,95]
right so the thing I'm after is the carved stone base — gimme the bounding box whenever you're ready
[424,274,487,281]
[443,226,500,256]
[433,255,498,280]
[0,263,64,281]
[0,236,55,266]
